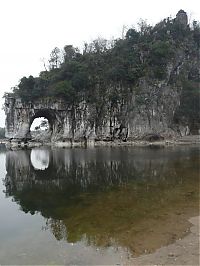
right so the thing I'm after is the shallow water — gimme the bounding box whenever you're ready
[0,145,199,265]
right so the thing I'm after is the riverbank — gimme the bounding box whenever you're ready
[4,135,200,149]
[127,216,199,265]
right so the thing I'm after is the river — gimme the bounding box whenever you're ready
[0,145,199,265]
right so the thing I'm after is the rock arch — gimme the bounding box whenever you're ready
[4,96,96,146]
[4,96,64,142]
[4,85,191,146]
[30,109,56,134]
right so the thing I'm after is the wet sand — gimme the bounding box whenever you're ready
[127,216,199,265]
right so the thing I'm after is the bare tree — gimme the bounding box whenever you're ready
[49,47,62,70]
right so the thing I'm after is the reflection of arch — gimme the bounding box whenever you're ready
[30,148,50,170]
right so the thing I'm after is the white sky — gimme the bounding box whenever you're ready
[0,0,199,127]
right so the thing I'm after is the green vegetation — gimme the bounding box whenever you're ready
[11,13,199,104]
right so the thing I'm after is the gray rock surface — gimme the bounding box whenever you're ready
[4,83,189,145]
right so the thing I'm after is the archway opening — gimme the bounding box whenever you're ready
[30,117,49,132]
[30,117,51,142]
[29,109,56,142]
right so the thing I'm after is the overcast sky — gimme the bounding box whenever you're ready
[0,0,199,127]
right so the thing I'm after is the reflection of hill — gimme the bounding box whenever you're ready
[4,147,200,255]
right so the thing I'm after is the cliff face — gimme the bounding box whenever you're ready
[4,65,199,144]
[4,77,195,144]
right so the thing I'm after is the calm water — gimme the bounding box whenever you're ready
[0,145,199,265]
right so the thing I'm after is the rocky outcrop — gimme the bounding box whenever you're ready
[4,86,179,145]
[4,10,200,145]
[175,9,188,27]
[4,77,198,146]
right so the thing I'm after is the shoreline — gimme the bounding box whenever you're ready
[127,216,200,265]
[3,135,200,149]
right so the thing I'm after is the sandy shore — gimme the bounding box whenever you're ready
[127,216,199,265]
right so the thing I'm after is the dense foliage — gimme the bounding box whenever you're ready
[10,13,200,126]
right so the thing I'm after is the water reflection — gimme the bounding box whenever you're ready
[30,148,50,170]
[4,146,200,256]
